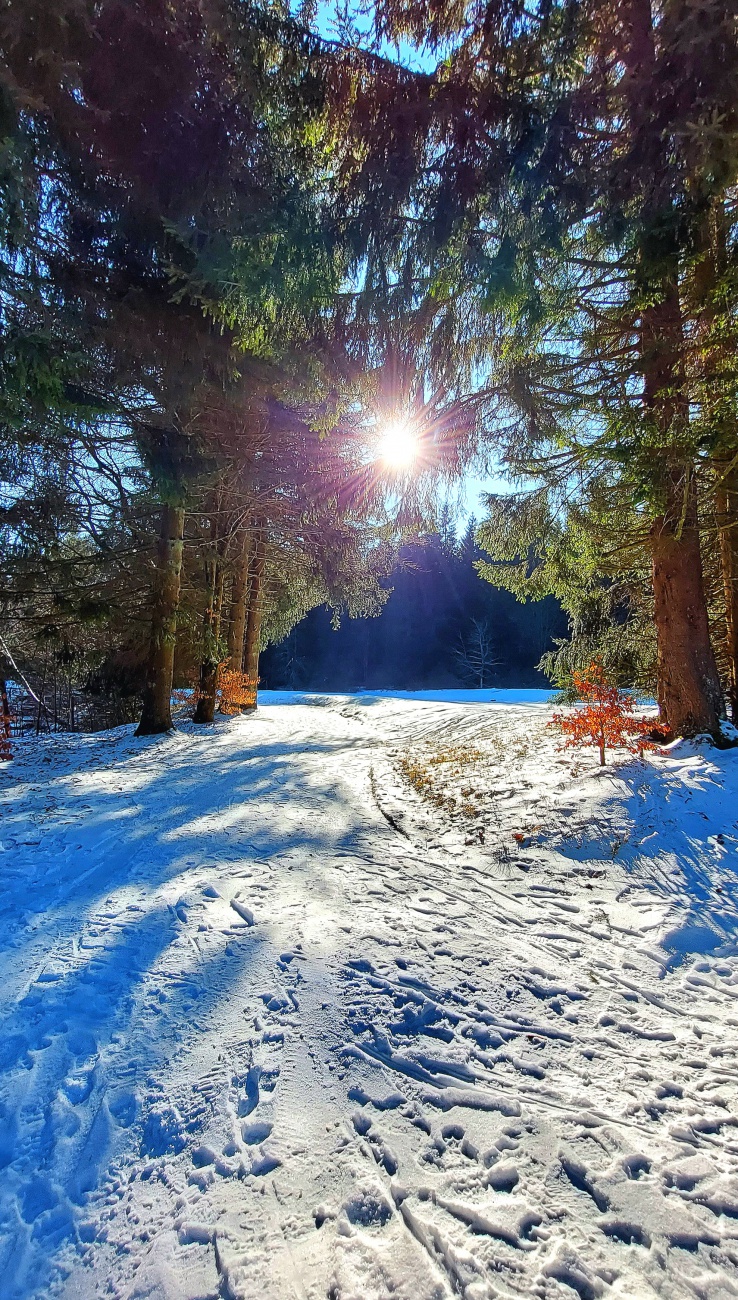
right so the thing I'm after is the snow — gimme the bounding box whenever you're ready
[260,688,555,706]
[1,692,738,1299]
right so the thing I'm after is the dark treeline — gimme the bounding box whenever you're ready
[262,521,566,691]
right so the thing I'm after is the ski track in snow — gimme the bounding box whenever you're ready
[0,691,738,1299]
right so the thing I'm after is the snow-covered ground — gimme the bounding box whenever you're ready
[2,690,738,1300]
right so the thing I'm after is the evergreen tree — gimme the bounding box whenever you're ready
[352,0,738,735]
[1,0,344,733]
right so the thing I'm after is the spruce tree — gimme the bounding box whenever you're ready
[1,0,343,734]
[354,0,738,735]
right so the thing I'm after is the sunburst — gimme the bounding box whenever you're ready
[375,419,418,469]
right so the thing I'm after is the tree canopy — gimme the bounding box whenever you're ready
[1,0,737,739]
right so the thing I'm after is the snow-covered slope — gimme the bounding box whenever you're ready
[1,692,738,1299]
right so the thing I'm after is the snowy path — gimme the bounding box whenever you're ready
[2,693,738,1299]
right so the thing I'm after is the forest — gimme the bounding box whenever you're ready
[260,521,567,690]
[1,0,737,741]
[4,7,738,1298]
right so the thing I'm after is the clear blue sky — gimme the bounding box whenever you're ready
[441,459,515,530]
[458,471,501,523]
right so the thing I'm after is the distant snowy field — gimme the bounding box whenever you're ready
[261,688,556,705]
[2,691,738,1299]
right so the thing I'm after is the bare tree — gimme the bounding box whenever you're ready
[454,618,499,687]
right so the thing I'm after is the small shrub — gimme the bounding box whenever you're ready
[190,668,258,716]
[218,670,257,714]
[549,660,667,765]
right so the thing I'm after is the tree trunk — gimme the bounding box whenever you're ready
[225,531,252,671]
[1,678,11,737]
[619,1,724,737]
[194,509,230,725]
[651,466,724,736]
[692,202,738,722]
[193,643,219,724]
[0,676,10,759]
[193,559,227,724]
[0,678,11,759]
[136,503,185,736]
[639,282,724,738]
[717,462,738,719]
[193,509,224,733]
[35,657,46,734]
[242,531,265,713]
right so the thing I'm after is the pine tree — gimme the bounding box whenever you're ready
[348,0,738,738]
[1,0,345,734]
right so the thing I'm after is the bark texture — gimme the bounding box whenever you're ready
[225,531,252,671]
[641,286,724,737]
[693,205,738,723]
[621,0,724,736]
[0,678,10,739]
[717,462,738,720]
[651,467,724,736]
[193,508,226,726]
[136,503,185,736]
[242,531,265,713]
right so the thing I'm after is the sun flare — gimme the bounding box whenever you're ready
[376,419,417,469]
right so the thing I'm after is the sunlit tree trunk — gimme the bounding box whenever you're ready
[717,463,738,719]
[242,529,265,713]
[194,500,225,725]
[651,465,724,736]
[225,530,252,672]
[641,290,724,737]
[620,0,724,738]
[692,202,738,722]
[136,503,185,736]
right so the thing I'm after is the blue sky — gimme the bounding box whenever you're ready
[310,0,512,529]
[439,458,513,529]
[459,470,501,523]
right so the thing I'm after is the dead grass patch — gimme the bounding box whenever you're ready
[395,724,545,829]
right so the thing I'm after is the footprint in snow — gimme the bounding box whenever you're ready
[352,1109,398,1175]
[108,1089,138,1128]
[230,897,255,926]
[241,1119,273,1144]
[62,1064,96,1105]
[141,1101,187,1157]
[237,1063,263,1118]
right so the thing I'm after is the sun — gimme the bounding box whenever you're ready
[376,419,418,469]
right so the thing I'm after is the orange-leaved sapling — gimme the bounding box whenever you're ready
[549,661,666,765]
